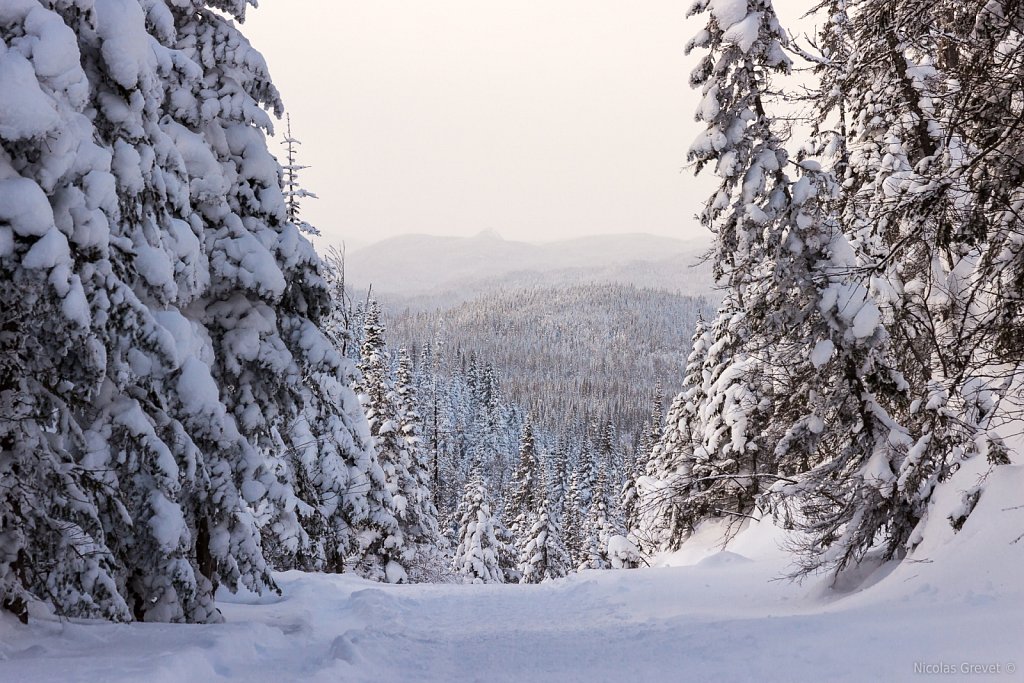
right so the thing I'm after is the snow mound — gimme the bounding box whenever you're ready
[697,550,754,566]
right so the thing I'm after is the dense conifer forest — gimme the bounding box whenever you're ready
[1,8,1021,681]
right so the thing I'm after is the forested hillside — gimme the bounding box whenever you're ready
[386,284,714,445]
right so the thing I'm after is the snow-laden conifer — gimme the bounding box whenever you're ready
[561,469,586,568]
[0,0,373,622]
[451,470,505,584]
[506,418,541,543]
[394,348,447,580]
[766,0,1013,573]
[280,114,319,236]
[518,491,571,584]
[632,326,704,554]
[353,303,406,581]
[578,469,618,571]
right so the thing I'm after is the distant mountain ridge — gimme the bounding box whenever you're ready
[343,232,714,305]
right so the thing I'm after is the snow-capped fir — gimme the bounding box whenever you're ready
[506,418,542,543]
[353,302,406,582]
[622,383,670,540]
[766,0,1012,573]
[649,382,665,445]
[393,348,446,580]
[561,469,587,568]
[673,0,1018,577]
[518,488,571,584]
[280,114,319,236]
[678,0,793,537]
[632,321,710,555]
[451,469,507,584]
[0,0,375,623]
[579,468,619,571]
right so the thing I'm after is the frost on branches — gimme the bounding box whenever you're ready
[451,469,507,584]
[355,304,445,583]
[630,0,1020,578]
[518,493,570,584]
[0,0,375,623]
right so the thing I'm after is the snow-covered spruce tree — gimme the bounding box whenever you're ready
[625,382,665,516]
[280,114,319,236]
[596,420,627,512]
[169,1,391,592]
[491,510,520,584]
[466,366,509,500]
[506,418,541,543]
[574,436,596,511]
[649,382,665,445]
[677,1,901,568]
[579,468,620,571]
[765,0,1014,572]
[677,0,794,539]
[280,249,387,574]
[549,445,570,507]
[561,469,586,568]
[621,433,649,537]
[631,321,709,555]
[394,348,446,580]
[683,0,910,574]
[353,302,406,582]
[0,1,123,618]
[0,0,378,622]
[679,0,1014,576]
[0,169,118,621]
[451,469,505,584]
[518,488,571,584]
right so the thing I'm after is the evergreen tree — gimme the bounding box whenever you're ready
[767,0,1012,573]
[451,470,504,584]
[676,0,1016,578]
[561,469,586,568]
[649,382,665,445]
[632,322,710,555]
[493,515,521,584]
[394,348,446,580]
[622,383,670,538]
[579,469,617,571]
[518,492,571,584]
[0,0,374,623]
[280,114,319,236]
[506,418,541,541]
[677,0,792,539]
[353,303,405,582]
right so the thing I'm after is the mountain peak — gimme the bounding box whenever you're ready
[474,228,504,240]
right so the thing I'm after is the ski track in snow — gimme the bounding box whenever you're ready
[0,559,1019,682]
[2,465,1022,683]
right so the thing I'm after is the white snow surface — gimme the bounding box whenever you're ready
[2,464,1021,682]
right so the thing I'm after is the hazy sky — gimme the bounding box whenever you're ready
[242,1,804,248]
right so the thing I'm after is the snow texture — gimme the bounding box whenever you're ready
[2,462,1020,681]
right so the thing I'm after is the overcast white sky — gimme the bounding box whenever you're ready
[242,1,806,248]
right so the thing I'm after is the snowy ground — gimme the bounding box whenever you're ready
[2,465,1022,682]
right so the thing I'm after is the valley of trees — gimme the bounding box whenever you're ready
[386,284,714,448]
[2,0,1022,627]
[339,296,651,581]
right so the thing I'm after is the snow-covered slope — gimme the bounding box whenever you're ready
[343,232,714,302]
[3,464,1020,683]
